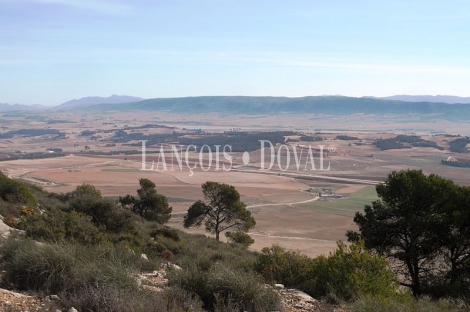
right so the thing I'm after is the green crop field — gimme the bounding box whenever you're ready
[301,186,378,217]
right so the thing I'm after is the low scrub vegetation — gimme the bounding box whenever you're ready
[256,242,402,301]
[0,169,468,311]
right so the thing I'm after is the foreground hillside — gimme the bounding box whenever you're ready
[0,171,468,311]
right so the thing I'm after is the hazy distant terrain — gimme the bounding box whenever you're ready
[56,94,145,109]
[85,96,470,122]
[380,95,470,104]
[0,103,42,111]
[2,95,470,123]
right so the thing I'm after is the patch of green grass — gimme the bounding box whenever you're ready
[301,186,378,217]
[348,185,379,203]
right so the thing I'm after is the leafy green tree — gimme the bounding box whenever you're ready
[347,170,459,296]
[119,179,172,224]
[184,181,255,241]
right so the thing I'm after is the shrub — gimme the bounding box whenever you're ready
[0,237,203,312]
[150,226,181,242]
[0,171,37,207]
[309,241,400,301]
[165,232,278,311]
[168,263,281,311]
[69,195,135,234]
[0,201,23,220]
[61,285,204,312]
[225,231,254,248]
[27,183,69,210]
[17,209,104,245]
[3,215,17,227]
[175,232,257,273]
[255,241,401,302]
[21,207,35,215]
[0,237,138,295]
[255,244,312,286]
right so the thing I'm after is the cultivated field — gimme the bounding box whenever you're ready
[0,110,469,256]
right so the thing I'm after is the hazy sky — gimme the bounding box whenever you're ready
[1,0,470,105]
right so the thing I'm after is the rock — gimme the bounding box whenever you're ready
[49,294,60,301]
[0,217,26,238]
[140,253,148,261]
[0,287,55,311]
[161,263,182,271]
[68,307,78,312]
[0,218,13,238]
[135,268,169,289]
[274,283,285,289]
[289,290,315,302]
[275,287,318,312]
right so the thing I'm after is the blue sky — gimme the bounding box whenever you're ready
[1,0,470,105]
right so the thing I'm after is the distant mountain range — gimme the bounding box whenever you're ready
[1,94,470,111]
[0,103,46,111]
[378,95,470,104]
[1,95,470,121]
[56,94,145,109]
[81,96,470,121]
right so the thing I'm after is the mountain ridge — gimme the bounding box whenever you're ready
[378,95,470,104]
[1,95,470,122]
[0,103,44,111]
[56,94,145,109]
[83,95,470,121]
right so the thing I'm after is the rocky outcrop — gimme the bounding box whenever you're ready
[0,288,59,311]
[268,283,345,312]
[0,217,13,238]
